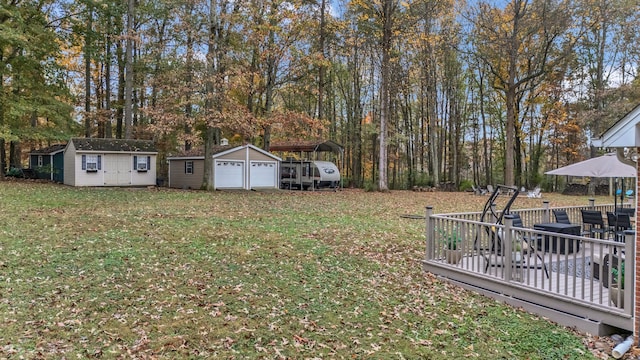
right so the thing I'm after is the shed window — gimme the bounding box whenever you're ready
[82,155,101,172]
[133,156,151,172]
[37,155,43,167]
[185,161,194,174]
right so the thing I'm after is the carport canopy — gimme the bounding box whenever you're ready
[269,140,343,154]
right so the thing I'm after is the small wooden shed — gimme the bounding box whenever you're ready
[167,144,281,190]
[63,138,158,187]
[29,144,66,182]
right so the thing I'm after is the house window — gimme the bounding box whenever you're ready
[37,155,43,167]
[185,161,194,174]
[133,156,151,172]
[82,154,101,172]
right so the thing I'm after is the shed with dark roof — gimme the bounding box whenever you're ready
[29,144,66,182]
[63,138,158,187]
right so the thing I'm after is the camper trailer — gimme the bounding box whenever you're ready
[280,160,340,190]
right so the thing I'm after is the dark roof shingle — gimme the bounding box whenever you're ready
[71,138,157,153]
[30,144,67,155]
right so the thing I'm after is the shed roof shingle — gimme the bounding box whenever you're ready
[30,144,67,155]
[71,138,157,153]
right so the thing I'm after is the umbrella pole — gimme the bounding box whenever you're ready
[614,178,618,211]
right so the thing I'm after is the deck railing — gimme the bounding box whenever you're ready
[438,199,631,225]
[424,201,635,332]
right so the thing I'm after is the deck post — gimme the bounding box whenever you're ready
[543,201,550,223]
[589,198,595,209]
[504,215,513,281]
[425,206,434,261]
[624,230,634,316]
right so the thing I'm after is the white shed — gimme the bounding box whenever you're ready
[167,144,281,190]
[63,138,158,187]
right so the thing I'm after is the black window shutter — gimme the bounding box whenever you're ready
[97,155,102,170]
[133,155,137,170]
[184,161,187,173]
[147,156,151,170]
[82,155,86,170]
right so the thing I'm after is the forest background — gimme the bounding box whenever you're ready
[1,0,639,191]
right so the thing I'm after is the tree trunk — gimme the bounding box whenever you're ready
[105,23,113,139]
[9,141,20,169]
[84,7,92,138]
[503,1,519,187]
[0,72,4,180]
[201,0,227,190]
[0,138,4,180]
[317,0,326,125]
[184,30,194,151]
[378,0,393,192]
[203,127,216,190]
[123,0,135,139]
[262,3,277,152]
[505,87,516,186]
[116,38,124,138]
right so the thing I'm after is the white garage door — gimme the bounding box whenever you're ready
[214,160,244,188]
[250,161,277,188]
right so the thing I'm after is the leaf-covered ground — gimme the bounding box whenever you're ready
[0,182,610,359]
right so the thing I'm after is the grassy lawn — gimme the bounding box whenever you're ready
[0,182,610,359]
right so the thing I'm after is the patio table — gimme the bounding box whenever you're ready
[533,223,582,254]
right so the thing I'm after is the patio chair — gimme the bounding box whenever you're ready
[510,213,549,278]
[616,207,635,218]
[527,187,542,198]
[472,185,487,195]
[626,189,634,197]
[581,209,608,239]
[553,209,571,224]
[608,212,632,242]
[606,211,618,237]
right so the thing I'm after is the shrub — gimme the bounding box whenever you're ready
[363,180,377,192]
[459,179,474,192]
[6,168,23,177]
[612,262,625,289]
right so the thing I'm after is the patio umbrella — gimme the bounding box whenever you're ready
[545,152,636,209]
[544,152,636,178]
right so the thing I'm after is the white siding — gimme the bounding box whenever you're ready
[73,154,104,186]
[63,142,76,186]
[131,156,157,186]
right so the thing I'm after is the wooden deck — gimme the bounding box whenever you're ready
[423,204,634,335]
